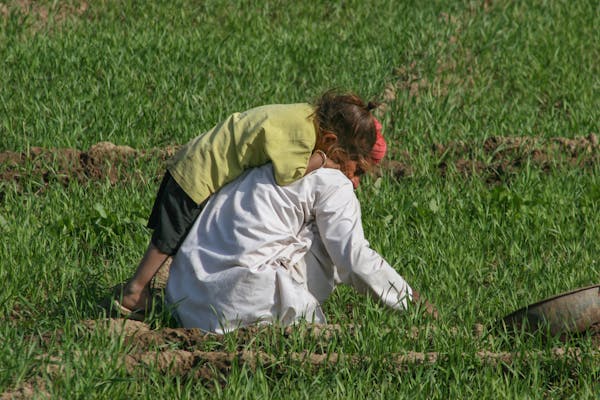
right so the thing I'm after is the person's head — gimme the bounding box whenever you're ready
[312,90,384,188]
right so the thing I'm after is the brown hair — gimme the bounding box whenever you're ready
[312,90,378,172]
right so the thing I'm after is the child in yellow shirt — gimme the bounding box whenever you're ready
[115,90,387,319]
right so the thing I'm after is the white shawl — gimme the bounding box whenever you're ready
[166,164,412,332]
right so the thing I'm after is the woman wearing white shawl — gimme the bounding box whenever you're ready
[166,163,416,333]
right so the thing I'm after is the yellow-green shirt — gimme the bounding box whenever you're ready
[168,103,317,205]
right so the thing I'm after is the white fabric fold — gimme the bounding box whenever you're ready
[166,164,412,333]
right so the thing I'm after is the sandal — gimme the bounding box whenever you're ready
[112,298,146,321]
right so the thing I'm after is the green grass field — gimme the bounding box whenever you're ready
[1,0,600,398]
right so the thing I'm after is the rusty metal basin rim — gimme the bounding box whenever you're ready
[501,284,600,336]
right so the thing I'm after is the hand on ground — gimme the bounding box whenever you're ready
[411,290,439,319]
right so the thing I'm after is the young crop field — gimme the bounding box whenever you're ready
[1,0,599,398]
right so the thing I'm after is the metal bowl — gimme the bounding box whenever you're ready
[500,284,600,337]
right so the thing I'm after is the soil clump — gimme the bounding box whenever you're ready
[4,318,599,397]
[2,135,599,194]
[434,134,600,183]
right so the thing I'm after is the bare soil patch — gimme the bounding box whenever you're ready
[2,135,599,195]
[0,377,49,400]
[374,134,600,183]
[0,142,179,196]
[0,318,600,399]
[5,318,597,396]
[1,0,89,32]
[433,134,600,183]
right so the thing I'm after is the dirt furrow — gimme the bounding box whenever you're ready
[123,346,589,378]
[6,317,597,398]
[8,346,584,398]
[1,135,599,193]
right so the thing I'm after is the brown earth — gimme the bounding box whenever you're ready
[4,318,597,398]
[1,135,599,195]
[1,0,90,33]
[433,134,600,182]
[0,141,180,196]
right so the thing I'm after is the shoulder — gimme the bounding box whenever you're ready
[301,168,355,200]
[239,103,314,125]
[248,102,314,115]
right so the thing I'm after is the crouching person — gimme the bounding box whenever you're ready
[165,151,431,332]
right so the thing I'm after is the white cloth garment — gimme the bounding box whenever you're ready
[165,164,413,333]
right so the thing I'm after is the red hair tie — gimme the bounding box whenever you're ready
[370,117,386,164]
